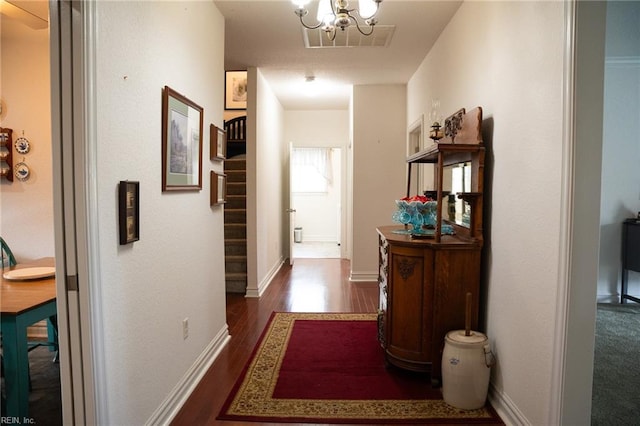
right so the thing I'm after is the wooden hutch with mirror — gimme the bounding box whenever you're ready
[377,106,485,384]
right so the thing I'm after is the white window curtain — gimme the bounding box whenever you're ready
[291,147,333,193]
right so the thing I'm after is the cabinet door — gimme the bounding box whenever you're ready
[387,245,433,363]
[432,248,481,344]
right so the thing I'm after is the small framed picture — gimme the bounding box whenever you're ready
[225,70,247,110]
[211,123,226,161]
[162,86,203,191]
[210,171,227,206]
[119,181,140,245]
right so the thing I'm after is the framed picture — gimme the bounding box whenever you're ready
[119,181,140,245]
[210,171,227,206]
[211,123,226,161]
[162,86,203,191]
[225,70,247,110]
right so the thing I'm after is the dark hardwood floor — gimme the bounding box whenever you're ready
[171,258,379,425]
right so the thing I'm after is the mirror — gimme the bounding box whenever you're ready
[442,162,472,227]
[407,116,424,195]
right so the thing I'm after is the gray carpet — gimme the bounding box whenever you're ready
[591,303,640,425]
[1,345,62,425]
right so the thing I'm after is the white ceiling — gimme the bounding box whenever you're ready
[1,0,462,111]
[215,0,462,110]
[0,0,48,29]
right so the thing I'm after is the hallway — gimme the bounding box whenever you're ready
[292,241,341,259]
[172,259,378,425]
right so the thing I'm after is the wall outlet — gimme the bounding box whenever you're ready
[182,318,189,340]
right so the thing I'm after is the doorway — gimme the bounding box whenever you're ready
[290,147,342,259]
[1,3,63,424]
[591,1,640,423]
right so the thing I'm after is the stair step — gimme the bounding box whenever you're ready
[224,209,246,224]
[225,239,247,256]
[224,158,247,171]
[225,169,246,183]
[225,195,246,209]
[225,272,247,280]
[227,182,246,196]
[226,271,247,278]
[225,223,246,239]
[225,255,247,273]
[223,154,246,293]
[225,272,247,293]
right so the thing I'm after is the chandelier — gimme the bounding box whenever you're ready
[292,0,383,40]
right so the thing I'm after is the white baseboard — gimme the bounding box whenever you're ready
[487,382,530,425]
[144,325,231,426]
[597,294,620,303]
[606,56,640,65]
[349,271,378,282]
[299,235,338,243]
[246,256,285,298]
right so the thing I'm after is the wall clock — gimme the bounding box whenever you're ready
[15,137,30,154]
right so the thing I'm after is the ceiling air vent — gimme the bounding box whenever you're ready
[303,25,395,48]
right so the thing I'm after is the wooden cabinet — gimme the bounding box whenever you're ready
[377,107,486,383]
[1,128,13,182]
[377,227,481,381]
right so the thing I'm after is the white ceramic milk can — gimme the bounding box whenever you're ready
[442,329,494,410]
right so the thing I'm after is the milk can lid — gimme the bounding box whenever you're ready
[445,330,488,345]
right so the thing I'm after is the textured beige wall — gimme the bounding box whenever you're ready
[0,17,54,261]
[93,2,227,423]
[407,1,567,424]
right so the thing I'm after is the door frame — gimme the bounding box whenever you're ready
[288,146,343,260]
[548,1,606,424]
[288,142,296,265]
[50,1,105,423]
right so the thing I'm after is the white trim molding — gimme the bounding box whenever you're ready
[247,256,285,298]
[349,271,378,282]
[605,56,640,65]
[550,1,607,424]
[144,326,231,425]
[83,1,108,423]
[548,1,576,423]
[488,383,530,426]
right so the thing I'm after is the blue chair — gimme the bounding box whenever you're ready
[1,236,17,268]
[0,235,16,400]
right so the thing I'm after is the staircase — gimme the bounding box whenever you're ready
[224,155,248,293]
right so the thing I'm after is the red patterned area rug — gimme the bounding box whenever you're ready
[217,312,503,424]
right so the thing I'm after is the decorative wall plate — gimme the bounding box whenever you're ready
[15,137,30,154]
[14,162,30,181]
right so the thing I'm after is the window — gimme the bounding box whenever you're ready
[291,147,333,193]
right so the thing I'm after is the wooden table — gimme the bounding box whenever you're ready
[1,259,57,419]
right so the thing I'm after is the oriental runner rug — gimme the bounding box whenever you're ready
[217,312,503,424]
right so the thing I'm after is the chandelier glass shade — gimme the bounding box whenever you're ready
[292,0,383,40]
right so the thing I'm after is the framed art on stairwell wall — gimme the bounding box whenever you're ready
[225,70,247,110]
[161,85,203,191]
[211,171,227,206]
[211,123,226,161]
